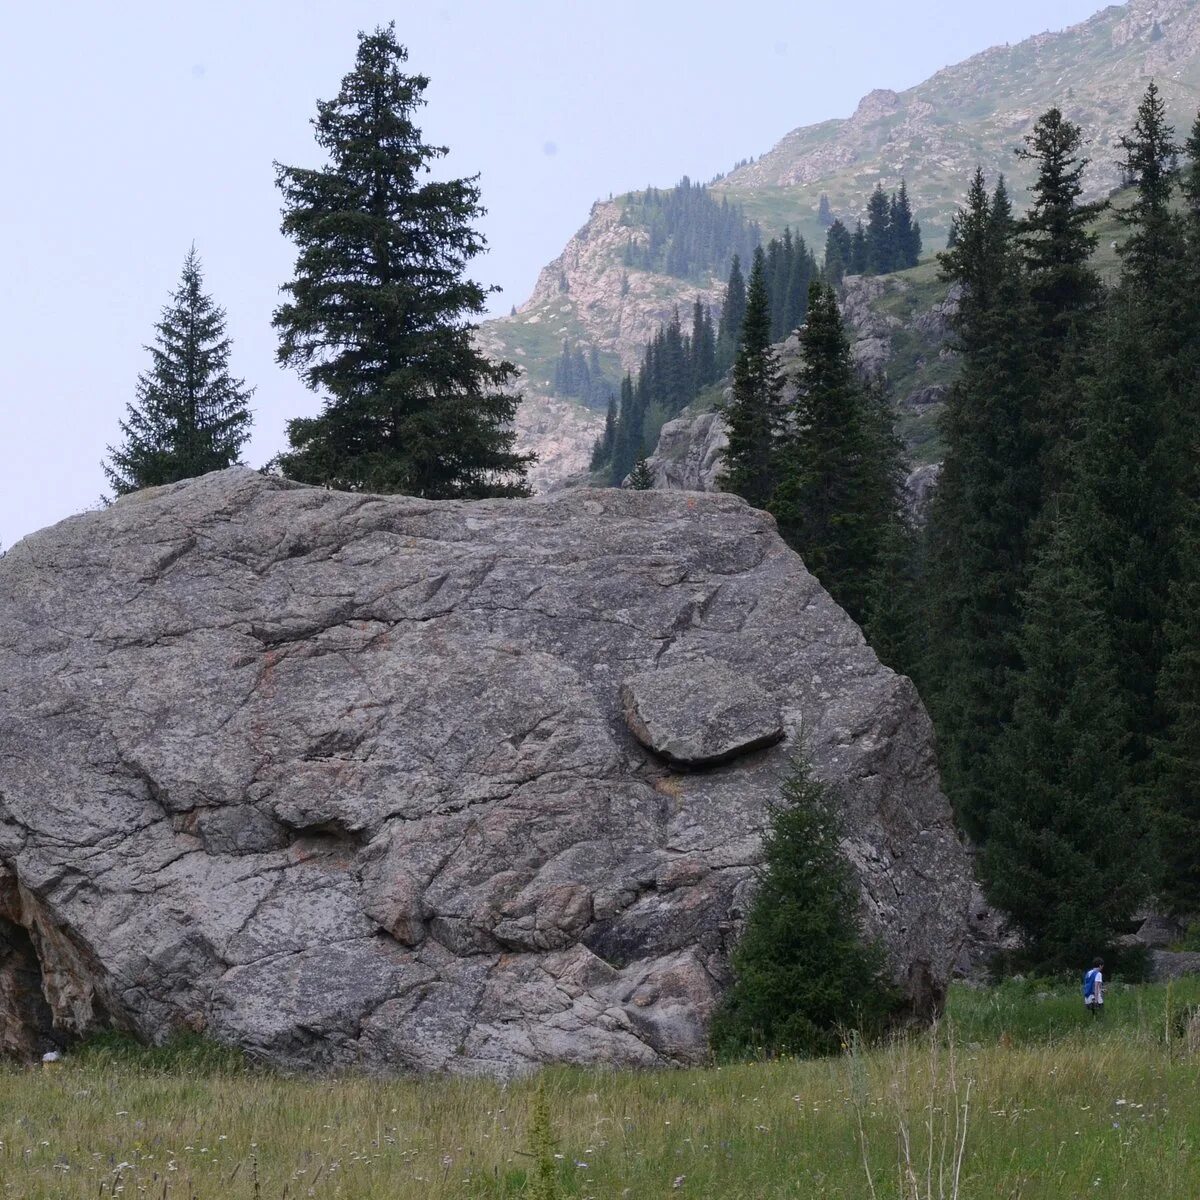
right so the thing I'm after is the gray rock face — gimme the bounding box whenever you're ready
[643,410,729,492]
[904,463,943,520]
[621,664,784,767]
[0,469,979,1074]
[901,384,949,411]
[1150,950,1200,982]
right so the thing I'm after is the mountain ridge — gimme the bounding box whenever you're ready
[496,0,1200,486]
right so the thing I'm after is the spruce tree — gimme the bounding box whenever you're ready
[609,373,639,486]
[784,237,817,332]
[922,169,1039,839]
[818,193,834,228]
[627,456,654,490]
[691,299,717,391]
[1155,512,1200,916]
[890,180,920,268]
[1117,82,1181,288]
[984,511,1150,969]
[1159,116,1200,911]
[590,394,617,471]
[859,379,920,672]
[1182,110,1200,218]
[1016,108,1105,487]
[716,254,747,372]
[824,218,853,283]
[770,283,902,624]
[1063,93,1184,802]
[1017,107,1105,328]
[710,755,899,1059]
[272,26,531,498]
[718,248,781,509]
[1086,92,1199,906]
[865,183,894,274]
[105,247,254,495]
[851,221,869,275]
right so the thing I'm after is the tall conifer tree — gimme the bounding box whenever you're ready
[865,183,894,274]
[1064,92,1185,788]
[716,254,747,372]
[985,511,1150,969]
[1156,112,1200,911]
[1016,107,1105,495]
[851,221,869,275]
[890,181,921,268]
[718,248,781,509]
[824,218,853,283]
[1155,512,1200,915]
[922,169,1038,839]
[770,283,902,624]
[105,247,254,495]
[273,26,531,497]
[691,299,717,391]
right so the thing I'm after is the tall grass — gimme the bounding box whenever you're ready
[2,981,1199,1198]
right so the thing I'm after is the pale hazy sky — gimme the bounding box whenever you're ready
[0,0,1106,547]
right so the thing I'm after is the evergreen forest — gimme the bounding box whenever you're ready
[620,177,761,281]
[590,228,821,483]
[715,85,1200,975]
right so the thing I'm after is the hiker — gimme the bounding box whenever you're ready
[1083,957,1104,1017]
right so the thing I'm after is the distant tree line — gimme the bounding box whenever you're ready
[553,340,616,410]
[590,299,720,483]
[718,247,908,639]
[621,177,761,281]
[824,181,922,281]
[590,227,821,485]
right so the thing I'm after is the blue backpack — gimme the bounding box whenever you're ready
[1083,967,1101,999]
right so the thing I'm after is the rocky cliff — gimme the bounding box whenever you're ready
[724,0,1200,220]
[489,0,1200,486]
[0,469,982,1074]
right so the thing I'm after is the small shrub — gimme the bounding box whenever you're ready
[710,753,902,1059]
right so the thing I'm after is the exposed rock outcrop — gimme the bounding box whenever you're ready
[511,392,604,493]
[904,463,943,519]
[0,469,981,1074]
[643,410,729,492]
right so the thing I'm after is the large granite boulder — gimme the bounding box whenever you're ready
[0,469,980,1074]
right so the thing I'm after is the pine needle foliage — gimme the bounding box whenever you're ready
[627,456,654,490]
[104,247,253,495]
[711,755,900,1060]
[1154,513,1200,916]
[984,510,1151,970]
[272,25,532,498]
[718,246,781,509]
[770,283,905,627]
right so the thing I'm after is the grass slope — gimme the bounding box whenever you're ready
[3,980,1200,1198]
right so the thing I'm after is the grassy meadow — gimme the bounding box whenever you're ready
[2,980,1199,1199]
